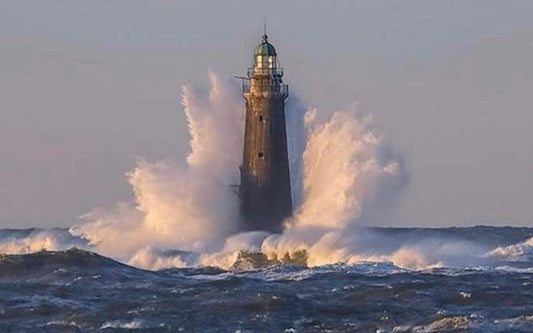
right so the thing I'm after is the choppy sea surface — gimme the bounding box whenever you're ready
[0,226,531,332]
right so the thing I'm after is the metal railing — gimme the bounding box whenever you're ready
[247,67,284,77]
[242,80,288,96]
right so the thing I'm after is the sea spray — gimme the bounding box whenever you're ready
[74,71,407,269]
[487,236,533,261]
[258,102,404,267]
[0,228,86,254]
[295,106,400,229]
[70,72,244,263]
[1,72,414,270]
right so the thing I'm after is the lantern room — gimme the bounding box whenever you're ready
[254,34,277,70]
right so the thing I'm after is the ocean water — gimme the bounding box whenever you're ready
[0,226,531,332]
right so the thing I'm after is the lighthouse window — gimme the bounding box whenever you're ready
[268,56,275,68]
[258,152,264,158]
[258,115,263,122]
[256,55,263,68]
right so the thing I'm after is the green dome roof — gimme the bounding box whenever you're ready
[254,35,277,56]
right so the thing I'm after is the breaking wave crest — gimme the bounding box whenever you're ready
[0,228,86,254]
[69,72,244,264]
[486,237,533,261]
[0,227,532,272]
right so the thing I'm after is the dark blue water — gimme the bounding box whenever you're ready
[0,227,531,332]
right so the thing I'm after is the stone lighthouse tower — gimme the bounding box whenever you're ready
[239,33,292,233]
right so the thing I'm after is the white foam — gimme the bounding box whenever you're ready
[486,237,533,261]
[128,247,188,270]
[0,229,86,254]
[100,319,145,329]
[69,72,244,266]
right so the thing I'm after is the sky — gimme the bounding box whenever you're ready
[1,0,532,228]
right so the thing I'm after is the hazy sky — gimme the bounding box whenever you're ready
[1,1,532,228]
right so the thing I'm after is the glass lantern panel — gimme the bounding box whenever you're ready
[268,56,275,68]
[255,55,263,68]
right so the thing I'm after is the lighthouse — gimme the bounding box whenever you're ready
[239,33,292,233]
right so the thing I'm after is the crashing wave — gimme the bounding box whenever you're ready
[52,71,406,271]
[0,228,86,254]
[3,72,531,273]
[485,237,533,261]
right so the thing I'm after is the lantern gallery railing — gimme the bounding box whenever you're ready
[242,80,288,96]
[247,67,284,77]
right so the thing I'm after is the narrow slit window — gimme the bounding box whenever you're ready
[258,115,264,122]
[258,152,264,158]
